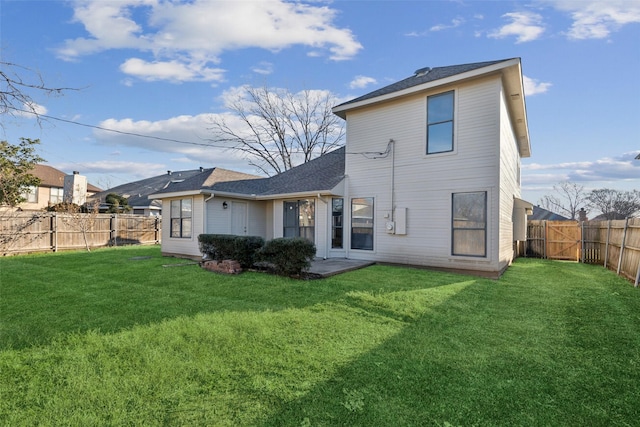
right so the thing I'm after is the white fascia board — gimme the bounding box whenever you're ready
[254,189,341,201]
[501,60,531,158]
[333,59,521,118]
[148,190,210,200]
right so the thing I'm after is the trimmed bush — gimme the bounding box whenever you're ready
[198,234,265,269]
[258,237,316,277]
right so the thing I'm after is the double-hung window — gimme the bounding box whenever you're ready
[49,187,63,204]
[170,198,192,238]
[22,186,38,203]
[452,192,487,257]
[427,91,454,154]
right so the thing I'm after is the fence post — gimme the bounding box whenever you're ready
[616,217,629,275]
[580,221,585,263]
[155,216,160,244]
[110,214,117,246]
[52,213,58,252]
[543,220,547,259]
[604,221,611,269]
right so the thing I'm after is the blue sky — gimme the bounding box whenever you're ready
[1,0,639,206]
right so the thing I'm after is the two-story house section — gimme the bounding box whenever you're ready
[150,58,532,278]
[332,58,532,277]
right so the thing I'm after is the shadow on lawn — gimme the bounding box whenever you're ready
[0,252,474,351]
[258,262,638,427]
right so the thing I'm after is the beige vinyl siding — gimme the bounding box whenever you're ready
[160,195,205,258]
[498,87,522,270]
[205,198,268,238]
[344,76,503,274]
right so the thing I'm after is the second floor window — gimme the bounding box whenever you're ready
[427,90,454,154]
[49,187,63,204]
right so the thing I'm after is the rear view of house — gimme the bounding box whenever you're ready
[150,58,532,277]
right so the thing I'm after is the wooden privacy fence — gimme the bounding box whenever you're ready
[525,219,640,287]
[1,212,161,255]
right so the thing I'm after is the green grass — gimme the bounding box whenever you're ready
[1,246,639,426]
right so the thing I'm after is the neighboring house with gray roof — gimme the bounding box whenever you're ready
[92,168,258,215]
[150,58,533,277]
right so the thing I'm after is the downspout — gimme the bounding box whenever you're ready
[390,139,395,222]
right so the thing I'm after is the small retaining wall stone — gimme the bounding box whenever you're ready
[202,260,242,274]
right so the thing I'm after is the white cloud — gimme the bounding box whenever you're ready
[548,0,640,40]
[430,17,465,32]
[523,75,552,96]
[16,102,48,117]
[93,113,257,173]
[120,58,225,82]
[488,11,545,43]
[56,0,362,82]
[349,75,377,89]
[523,152,640,185]
[251,62,274,75]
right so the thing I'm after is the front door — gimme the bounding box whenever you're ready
[231,201,247,235]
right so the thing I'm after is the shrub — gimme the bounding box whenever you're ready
[258,237,316,277]
[198,234,264,269]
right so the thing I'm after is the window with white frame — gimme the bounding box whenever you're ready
[351,197,374,250]
[170,198,192,238]
[283,199,315,243]
[427,90,454,154]
[49,187,63,204]
[22,186,38,203]
[332,198,343,249]
[452,191,487,257]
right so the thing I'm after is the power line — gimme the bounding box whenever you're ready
[7,107,223,148]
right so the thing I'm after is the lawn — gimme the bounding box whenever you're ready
[1,246,639,426]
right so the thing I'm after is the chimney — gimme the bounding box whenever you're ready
[578,208,588,222]
[73,171,79,175]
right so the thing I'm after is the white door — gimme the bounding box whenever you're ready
[231,201,248,235]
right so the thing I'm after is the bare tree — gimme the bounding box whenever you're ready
[588,188,640,219]
[209,86,345,176]
[52,200,101,252]
[1,61,75,125]
[538,181,590,220]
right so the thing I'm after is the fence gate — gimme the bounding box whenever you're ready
[545,220,581,261]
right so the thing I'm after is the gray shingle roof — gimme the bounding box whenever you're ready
[94,169,210,208]
[529,206,570,221]
[149,147,345,199]
[212,147,345,196]
[334,59,512,108]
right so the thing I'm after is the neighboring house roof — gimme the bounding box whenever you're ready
[150,147,346,200]
[31,164,102,192]
[95,168,260,209]
[333,58,530,158]
[529,206,570,221]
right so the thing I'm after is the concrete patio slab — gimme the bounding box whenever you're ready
[307,258,375,278]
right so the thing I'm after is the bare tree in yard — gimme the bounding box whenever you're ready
[1,61,74,125]
[209,86,345,176]
[52,199,101,252]
[538,181,590,220]
[588,188,640,219]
